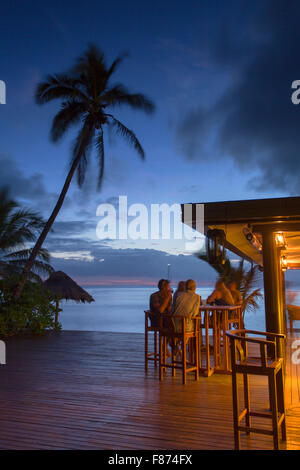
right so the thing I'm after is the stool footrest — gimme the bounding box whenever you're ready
[240,410,285,423]
[248,411,272,419]
[239,408,285,421]
[238,425,274,436]
[160,362,198,373]
[147,355,159,361]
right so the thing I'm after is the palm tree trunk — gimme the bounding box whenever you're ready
[13,155,81,301]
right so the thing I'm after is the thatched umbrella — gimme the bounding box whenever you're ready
[43,271,95,328]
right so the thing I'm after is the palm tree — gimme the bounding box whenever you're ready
[14,44,155,299]
[0,188,53,282]
[197,253,262,323]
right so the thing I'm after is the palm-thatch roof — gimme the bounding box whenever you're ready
[43,271,94,303]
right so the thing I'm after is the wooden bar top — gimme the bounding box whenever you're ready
[199,305,241,311]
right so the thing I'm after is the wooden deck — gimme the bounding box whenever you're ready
[0,330,300,450]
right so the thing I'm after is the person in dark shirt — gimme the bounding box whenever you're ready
[149,279,172,327]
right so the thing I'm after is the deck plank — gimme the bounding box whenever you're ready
[0,330,299,450]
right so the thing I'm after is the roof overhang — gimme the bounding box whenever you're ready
[181,196,300,268]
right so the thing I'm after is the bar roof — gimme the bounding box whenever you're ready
[181,195,300,268]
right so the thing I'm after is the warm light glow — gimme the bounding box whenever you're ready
[281,256,288,271]
[275,232,286,247]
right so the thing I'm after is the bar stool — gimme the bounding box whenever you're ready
[159,314,200,385]
[144,310,161,371]
[226,329,286,450]
[198,308,220,376]
[287,305,300,333]
[220,306,243,371]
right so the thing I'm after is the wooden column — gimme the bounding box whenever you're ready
[261,230,284,357]
[281,270,287,335]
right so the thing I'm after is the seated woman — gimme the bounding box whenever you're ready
[207,280,235,306]
[172,280,186,305]
[228,281,242,306]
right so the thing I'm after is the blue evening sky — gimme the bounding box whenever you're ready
[1,0,299,285]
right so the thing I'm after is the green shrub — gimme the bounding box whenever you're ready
[0,278,58,336]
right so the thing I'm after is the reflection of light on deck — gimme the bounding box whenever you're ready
[1,331,300,449]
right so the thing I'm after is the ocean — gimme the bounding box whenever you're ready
[59,286,271,333]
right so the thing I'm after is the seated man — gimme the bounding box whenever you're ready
[228,281,242,305]
[207,280,234,306]
[149,279,172,326]
[172,279,200,333]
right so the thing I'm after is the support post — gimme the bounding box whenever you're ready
[281,270,287,336]
[261,230,284,358]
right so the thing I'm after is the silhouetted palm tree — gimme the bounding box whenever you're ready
[0,188,53,282]
[14,44,155,299]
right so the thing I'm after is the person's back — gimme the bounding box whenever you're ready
[219,284,235,305]
[207,280,234,306]
[228,281,242,305]
[172,280,200,333]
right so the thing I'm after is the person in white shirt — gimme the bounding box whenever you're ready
[172,279,200,333]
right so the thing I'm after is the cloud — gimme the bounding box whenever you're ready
[0,154,61,211]
[48,244,218,285]
[42,222,216,284]
[0,155,101,221]
[176,0,300,194]
[51,251,95,262]
[51,220,96,237]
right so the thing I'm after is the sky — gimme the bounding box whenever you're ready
[1,0,300,286]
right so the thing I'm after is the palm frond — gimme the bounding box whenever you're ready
[71,44,106,76]
[106,52,129,80]
[103,84,155,113]
[50,100,88,142]
[70,44,107,98]
[109,116,145,159]
[0,189,54,282]
[242,288,263,317]
[4,247,51,263]
[36,74,90,105]
[0,202,45,252]
[76,152,88,187]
